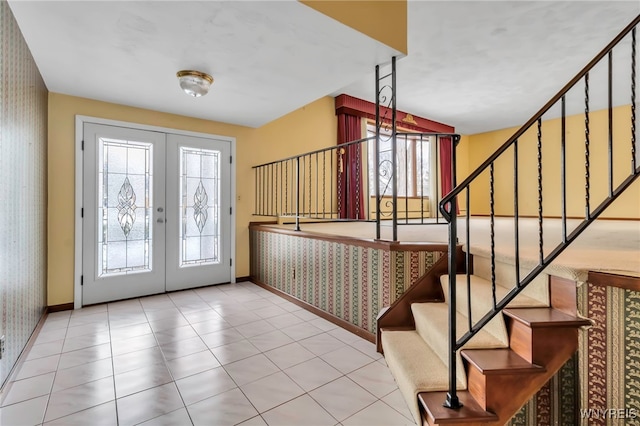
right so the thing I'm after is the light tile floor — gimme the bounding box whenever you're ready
[0,282,416,426]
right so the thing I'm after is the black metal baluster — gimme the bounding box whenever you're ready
[537,118,544,264]
[315,153,319,218]
[269,164,278,216]
[280,163,284,217]
[420,135,425,223]
[322,151,326,219]
[490,162,496,308]
[632,27,637,172]
[295,157,300,231]
[337,148,343,219]
[285,161,289,215]
[466,187,472,332]
[331,148,335,219]
[561,97,567,243]
[404,135,409,223]
[356,144,362,219]
[308,154,312,217]
[435,136,440,223]
[262,166,266,216]
[585,73,591,220]
[375,65,381,239]
[444,138,461,410]
[608,51,614,197]
[392,57,398,241]
[273,162,280,217]
[254,166,258,215]
[513,140,521,286]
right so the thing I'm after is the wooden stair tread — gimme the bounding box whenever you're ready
[461,349,545,375]
[380,326,415,332]
[419,391,498,424]
[503,307,591,328]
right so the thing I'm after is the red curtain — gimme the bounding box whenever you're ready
[337,113,364,219]
[439,136,458,214]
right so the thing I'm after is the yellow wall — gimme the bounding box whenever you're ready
[300,0,407,54]
[47,93,336,306]
[462,106,639,219]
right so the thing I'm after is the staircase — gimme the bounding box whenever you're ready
[378,254,590,425]
[378,15,639,426]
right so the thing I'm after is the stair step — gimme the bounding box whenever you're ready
[503,308,592,328]
[412,303,509,357]
[471,256,550,305]
[504,307,590,365]
[380,329,466,425]
[440,275,548,317]
[461,349,545,375]
[418,391,498,424]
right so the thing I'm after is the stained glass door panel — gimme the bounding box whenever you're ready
[165,134,231,291]
[83,124,166,305]
[179,147,220,267]
[98,139,153,276]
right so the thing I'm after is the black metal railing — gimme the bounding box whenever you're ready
[439,15,640,409]
[253,132,459,234]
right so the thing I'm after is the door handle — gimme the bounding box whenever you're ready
[157,218,164,223]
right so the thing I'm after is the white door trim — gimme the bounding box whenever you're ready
[74,115,236,309]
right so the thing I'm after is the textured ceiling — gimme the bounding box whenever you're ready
[7,0,399,128]
[8,1,640,134]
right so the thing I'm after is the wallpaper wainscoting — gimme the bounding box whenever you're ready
[249,228,442,334]
[0,0,48,387]
[576,283,640,425]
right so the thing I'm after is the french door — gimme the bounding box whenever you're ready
[82,123,232,305]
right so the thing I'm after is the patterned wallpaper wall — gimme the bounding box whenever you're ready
[250,228,442,334]
[577,283,640,425]
[0,0,48,386]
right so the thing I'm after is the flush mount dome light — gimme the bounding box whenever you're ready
[176,70,214,97]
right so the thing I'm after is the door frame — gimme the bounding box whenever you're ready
[74,115,237,309]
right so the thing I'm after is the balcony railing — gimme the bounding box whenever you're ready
[253,132,459,236]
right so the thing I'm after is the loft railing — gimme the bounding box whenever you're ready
[252,132,458,235]
[438,15,640,409]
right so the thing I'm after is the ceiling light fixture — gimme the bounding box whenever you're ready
[176,70,214,97]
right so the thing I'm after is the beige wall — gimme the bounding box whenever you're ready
[47,93,336,306]
[461,106,639,219]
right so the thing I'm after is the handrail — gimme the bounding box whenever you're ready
[252,136,375,169]
[440,14,640,209]
[438,14,640,410]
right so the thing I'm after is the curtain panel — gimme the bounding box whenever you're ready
[337,113,364,219]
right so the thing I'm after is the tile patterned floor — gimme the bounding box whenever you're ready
[0,282,415,426]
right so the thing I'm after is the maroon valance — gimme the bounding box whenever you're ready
[334,94,454,133]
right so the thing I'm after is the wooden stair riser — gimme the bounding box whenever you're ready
[467,369,546,411]
[507,320,581,365]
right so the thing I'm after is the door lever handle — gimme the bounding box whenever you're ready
[157,218,164,223]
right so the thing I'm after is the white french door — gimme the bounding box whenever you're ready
[82,123,232,305]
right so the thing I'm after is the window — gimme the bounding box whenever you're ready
[367,124,431,198]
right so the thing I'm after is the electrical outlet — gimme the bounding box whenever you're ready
[0,335,5,360]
